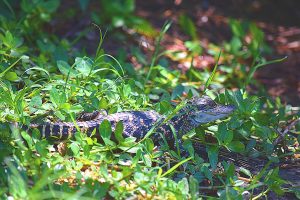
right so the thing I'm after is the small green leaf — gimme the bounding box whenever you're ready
[227,141,245,153]
[69,104,83,113]
[83,144,90,157]
[144,138,154,153]
[141,153,152,167]
[99,119,112,139]
[70,142,80,156]
[60,103,71,110]
[21,131,33,149]
[183,140,194,157]
[216,123,233,145]
[189,175,199,199]
[29,95,42,114]
[122,84,131,97]
[75,57,92,77]
[35,140,48,157]
[50,87,66,107]
[178,14,197,40]
[115,121,124,143]
[99,98,108,109]
[57,60,76,77]
[54,110,65,121]
[4,72,19,81]
[159,100,172,114]
[201,165,212,182]
[207,146,218,170]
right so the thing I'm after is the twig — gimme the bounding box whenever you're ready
[252,188,270,200]
[273,118,300,146]
[238,176,251,183]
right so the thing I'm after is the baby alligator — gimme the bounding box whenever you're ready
[24,96,234,145]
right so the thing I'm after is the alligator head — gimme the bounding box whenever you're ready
[172,96,235,134]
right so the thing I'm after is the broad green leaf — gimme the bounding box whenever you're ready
[83,144,90,157]
[99,119,112,139]
[35,140,48,157]
[201,165,212,182]
[178,14,197,40]
[115,121,124,143]
[183,140,194,157]
[69,104,83,113]
[189,175,199,200]
[4,72,19,81]
[70,142,80,156]
[75,57,92,77]
[29,95,42,114]
[21,131,33,149]
[216,123,233,145]
[57,60,76,77]
[141,153,152,167]
[54,110,65,121]
[178,178,189,195]
[227,141,245,153]
[207,145,218,170]
[50,87,66,107]
[122,84,131,97]
[144,138,154,153]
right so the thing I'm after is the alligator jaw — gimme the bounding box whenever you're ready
[193,104,235,124]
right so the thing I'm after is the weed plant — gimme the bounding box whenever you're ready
[0,1,299,199]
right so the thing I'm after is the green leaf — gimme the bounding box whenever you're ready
[4,72,19,81]
[35,140,48,157]
[144,138,154,153]
[50,87,66,107]
[54,110,65,121]
[227,141,245,153]
[141,153,152,167]
[216,123,233,145]
[70,142,80,156]
[159,100,172,114]
[178,14,197,40]
[201,165,212,182]
[189,175,199,199]
[83,144,90,157]
[207,146,219,170]
[60,103,71,110]
[183,140,194,157]
[75,57,92,77]
[99,98,108,109]
[184,40,202,55]
[40,0,60,13]
[29,95,42,114]
[21,131,33,149]
[122,84,131,98]
[178,178,189,195]
[99,119,112,139]
[115,121,124,143]
[69,104,83,113]
[57,60,76,77]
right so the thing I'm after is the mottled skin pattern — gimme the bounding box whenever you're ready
[25,97,235,146]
